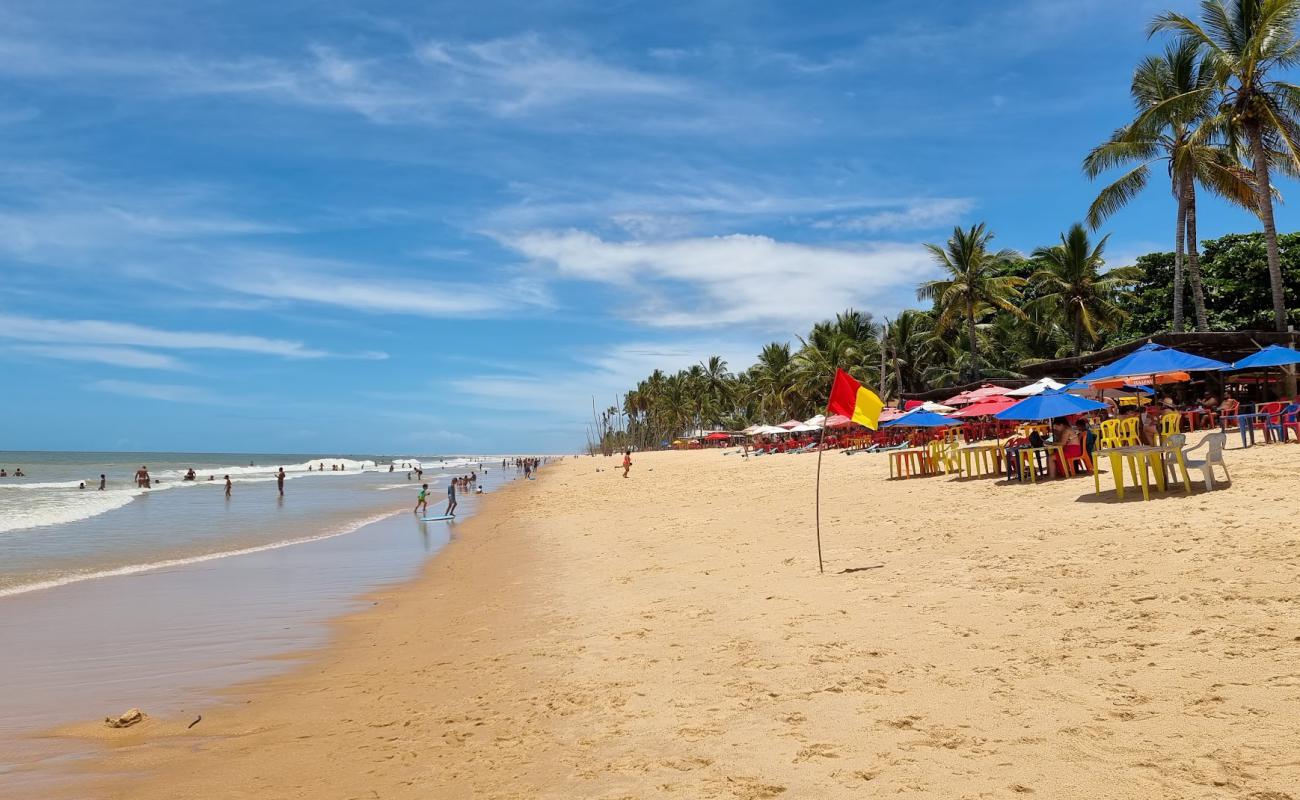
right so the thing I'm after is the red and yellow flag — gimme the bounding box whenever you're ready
[827,369,883,430]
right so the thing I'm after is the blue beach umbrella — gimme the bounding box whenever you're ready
[882,410,961,428]
[1226,344,1300,370]
[995,390,1107,421]
[1060,379,1153,396]
[1075,342,1230,384]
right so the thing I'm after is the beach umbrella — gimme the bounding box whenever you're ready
[918,401,957,413]
[786,423,821,433]
[704,432,730,441]
[777,419,802,429]
[1005,377,1065,397]
[943,390,974,405]
[878,407,906,422]
[1226,344,1300,370]
[1089,371,1191,389]
[1061,379,1153,399]
[883,410,961,428]
[741,424,765,435]
[803,414,826,428]
[824,413,855,428]
[995,390,1107,420]
[1075,342,1229,385]
[950,397,1018,418]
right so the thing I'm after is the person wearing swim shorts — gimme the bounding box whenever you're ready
[444,480,458,517]
[415,483,428,515]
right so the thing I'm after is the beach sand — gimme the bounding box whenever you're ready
[56,441,1300,798]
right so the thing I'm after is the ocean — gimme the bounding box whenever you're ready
[0,449,524,791]
[0,450,492,596]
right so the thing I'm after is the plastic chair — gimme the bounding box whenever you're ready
[1159,412,1183,443]
[1265,403,1300,443]
[1160,433,1194,495]
[1183,432,1230,491]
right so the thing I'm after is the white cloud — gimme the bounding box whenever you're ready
[498,230,935,328]
[815,198,974,233]
[13,345,188,371]
[448,339,763,420]
[90,379,213,403]
[213,251,552,318]
[0,313,329,358]
[0,31,705,127]
[417,34,685,115]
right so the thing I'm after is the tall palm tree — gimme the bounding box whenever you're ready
[918,223,1025,381]
[1030,224,1141,357]
[1150,0,1300,333]
[882,310,938,397]
[1084,38,1258,331]
[750,342,797,421]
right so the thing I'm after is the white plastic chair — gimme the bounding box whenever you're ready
[1182,431,1230,491]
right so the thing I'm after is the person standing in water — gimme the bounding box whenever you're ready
[224,475,232,498]
[276,467,286,496]
[414,483,429,515]
[444,480,458,517]
[98,474,106,491]
[134,465,150,488]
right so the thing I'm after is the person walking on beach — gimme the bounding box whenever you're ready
[622,450,632,478]
[444,480,458,517]
[415,483,429,515]
[224,475,232,498]
[276,467,286,496]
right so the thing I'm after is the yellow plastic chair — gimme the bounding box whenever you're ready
[1159,411,1183,443]
[1094,418,1150,499]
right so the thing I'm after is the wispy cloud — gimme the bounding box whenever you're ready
[213,251,552,318]
[90,379,213,403]
[813,198,975,233]
[0,313,329,358]
[498,230,935,329]
[0,30,715,129]
[448,338,763,420]
[13,344,188,371]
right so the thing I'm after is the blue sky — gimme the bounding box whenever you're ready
[1,0,1295,454]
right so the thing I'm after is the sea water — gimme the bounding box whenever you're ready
[0,450,523,791]
[0,450,487,596]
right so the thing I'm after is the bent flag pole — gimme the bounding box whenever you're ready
[815,369,884,573]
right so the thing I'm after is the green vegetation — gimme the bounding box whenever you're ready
[597,2,1300,450]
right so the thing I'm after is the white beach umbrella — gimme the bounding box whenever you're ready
[919,401,956,413]
[803,414,826,428]
[1006,378,1065,397]
[786,423,821,433]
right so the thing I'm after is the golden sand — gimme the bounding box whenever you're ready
[61,439,1300,797]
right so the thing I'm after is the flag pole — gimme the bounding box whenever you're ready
[814,395,829,575]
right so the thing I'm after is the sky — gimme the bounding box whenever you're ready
[1,0,1296,454]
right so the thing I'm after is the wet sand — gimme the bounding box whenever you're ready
[55,441,1300,797]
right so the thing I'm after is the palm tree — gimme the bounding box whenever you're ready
[1084,38,1258,331]
[750,342,797,421]
[918,223,1025,381]
[1030,224,1141,357]
[882,310,938,397]
[1150,0,1300,333]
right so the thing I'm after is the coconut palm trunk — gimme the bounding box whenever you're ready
[1172,184,1187,332]
[1246,122,1289,333]
[1182,177,1209,331]
[966,311,980,380]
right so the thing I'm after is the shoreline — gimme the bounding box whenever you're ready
[47,446,1300,797]
[47,465,549,799]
